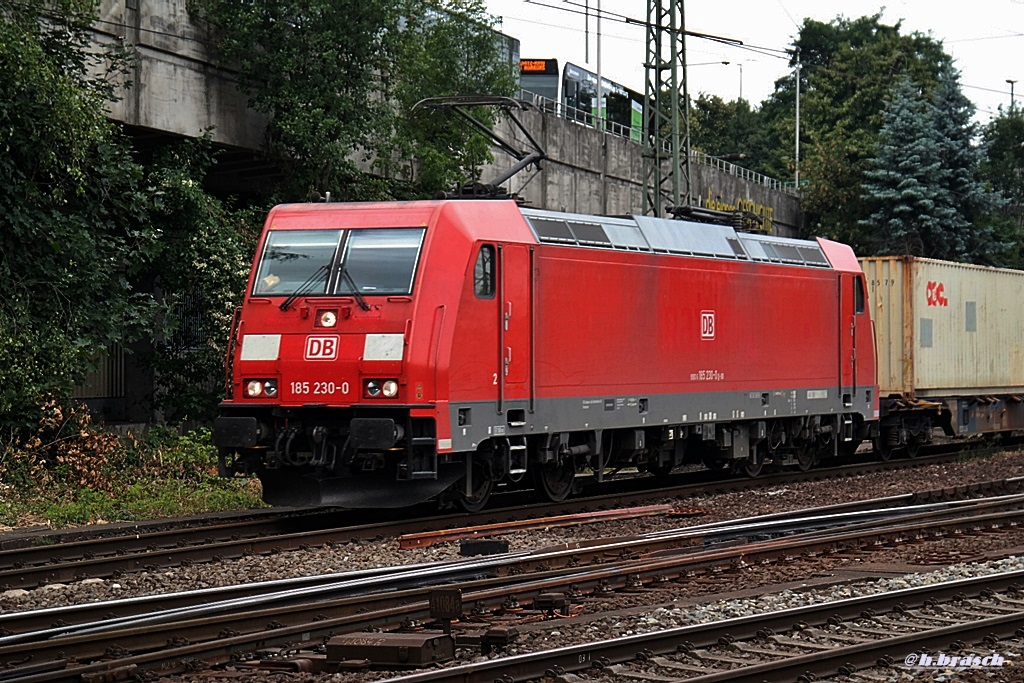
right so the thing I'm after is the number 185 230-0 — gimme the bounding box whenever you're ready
[290,381,349,396]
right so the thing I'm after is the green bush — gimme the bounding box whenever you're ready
[0,408,264,528]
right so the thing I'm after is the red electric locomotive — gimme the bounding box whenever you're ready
[214,199,879,508]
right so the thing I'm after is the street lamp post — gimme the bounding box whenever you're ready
[795,49,801,189]
[738,63,743,101]
[1007,79,1017,112]
[687,61,731,98]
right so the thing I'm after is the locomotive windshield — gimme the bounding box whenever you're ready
[335,228,425,295]
[253,230,340,295]
[252,227,425,297]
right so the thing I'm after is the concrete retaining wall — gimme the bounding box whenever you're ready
[97,0,268,149]
[486,109,801,236]
[96,0,801,236]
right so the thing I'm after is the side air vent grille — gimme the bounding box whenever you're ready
[522,210,832,269]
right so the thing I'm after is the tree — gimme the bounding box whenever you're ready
[144,140,260,422]
[983,108,1024,204]
[189,0,405,200]
[931,67,1007,264]
[190,0,515,199]
[741,73,801,183]
[980,108,1024,267]
[694,14,1018,264]
[689,94,764,164]
[858,71,1008,262]
[0,0,157,436]
[377,1,517,195]
[858,78,954,256]
[765,15,954,243]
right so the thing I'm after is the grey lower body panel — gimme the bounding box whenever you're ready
[448,386,874,453]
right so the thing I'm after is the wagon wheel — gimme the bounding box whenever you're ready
[874,436,895,462]
[905,419,929,459]
[457,461,493,512]
[534,458,576,502]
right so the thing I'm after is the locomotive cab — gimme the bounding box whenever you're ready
[214,200,536,508]
[218,203,437,506]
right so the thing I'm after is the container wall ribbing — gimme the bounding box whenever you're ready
[859,256,1024,398]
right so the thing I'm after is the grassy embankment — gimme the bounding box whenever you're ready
[0,402,263,529]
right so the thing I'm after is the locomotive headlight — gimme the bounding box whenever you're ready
[364,379,398,398]
[317,309,338,328]
[244,379,278,398]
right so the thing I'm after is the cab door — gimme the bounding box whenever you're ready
[499,244,533,404]
[839,272,864,405]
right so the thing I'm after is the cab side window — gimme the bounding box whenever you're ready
[474,245,495,299]
[854,276,866,314]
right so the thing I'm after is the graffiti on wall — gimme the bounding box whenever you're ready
[700,188,775,233]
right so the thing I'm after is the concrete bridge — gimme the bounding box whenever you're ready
[95,0,802,234]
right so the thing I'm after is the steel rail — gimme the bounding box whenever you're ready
[4,496,1024,681]
[2,487,1017,638]
[3,489,1021,642]
[0,451,1001,590]
[373,569,1024,683]
[0,510,350,571]
[661,614,1023,682]
[0,506,317,553]
[396,504,703,549]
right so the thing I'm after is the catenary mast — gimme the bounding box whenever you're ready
[643,0,689,216]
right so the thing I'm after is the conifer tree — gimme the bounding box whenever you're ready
[859,78,956,257]
[932,67,1005,263]
[980,108,1024,267]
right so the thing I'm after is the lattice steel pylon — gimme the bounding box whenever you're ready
[643,0,689,217]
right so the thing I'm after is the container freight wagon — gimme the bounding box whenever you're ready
[860,255,1024,450]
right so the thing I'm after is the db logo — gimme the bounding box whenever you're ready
[305,335,339,360]
[701,310,716,339]
[926,281,948,307]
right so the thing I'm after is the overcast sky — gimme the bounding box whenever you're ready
[484,0,1024,122]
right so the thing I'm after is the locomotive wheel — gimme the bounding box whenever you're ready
[644,462,675,476]
[457,463,493,512]
[535,459,576,502]
[701,455,728,471]
[734,457,763,477]
[794,446,815,472]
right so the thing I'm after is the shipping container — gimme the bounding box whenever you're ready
[859,256,1024,399]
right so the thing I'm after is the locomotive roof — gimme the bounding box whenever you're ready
[521,207,833,269]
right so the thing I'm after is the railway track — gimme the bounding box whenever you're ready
[2,484,1009,637]
[377,570,1024,683]
[3,486,1024,682]
[0,449,999,590]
